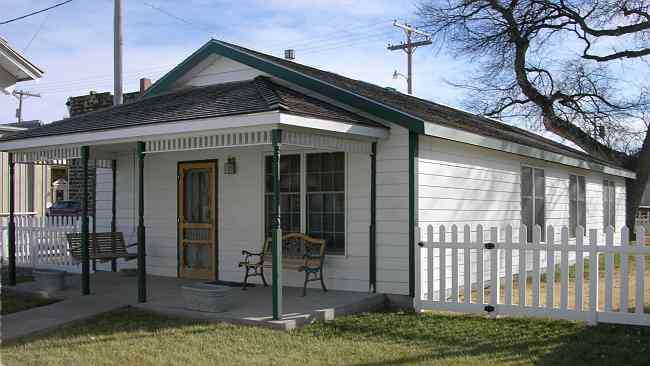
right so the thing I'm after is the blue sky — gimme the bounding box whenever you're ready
[1,0,468,124]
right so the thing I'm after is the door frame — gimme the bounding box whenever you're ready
[176,159,219,280]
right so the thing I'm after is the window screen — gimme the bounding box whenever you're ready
[603,180,616,229]
[264,154,301,237]
[306,152,345,255]
[569,175,586,237]
[521,167,545,242]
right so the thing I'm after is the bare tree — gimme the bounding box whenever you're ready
[417,0,650,230]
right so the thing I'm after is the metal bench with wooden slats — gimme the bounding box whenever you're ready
[239,233,327,296]
[66,232,137,262]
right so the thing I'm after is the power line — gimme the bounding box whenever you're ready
[24,12,51,51]
[0,0,73,25]
[140,1,217,36]
[387,21,432,94]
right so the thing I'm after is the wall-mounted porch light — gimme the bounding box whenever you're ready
[224,156,237,175]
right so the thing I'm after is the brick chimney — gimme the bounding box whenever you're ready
[140,78,151,96]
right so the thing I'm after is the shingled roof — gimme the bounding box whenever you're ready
[0,76,384,142]
[213,40,619,168]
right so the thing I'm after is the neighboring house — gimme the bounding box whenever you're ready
[0,123,50,216]
[0,37,43,94]
[638,181,650,225]
[0,41,48,216]
[0,40,634,297]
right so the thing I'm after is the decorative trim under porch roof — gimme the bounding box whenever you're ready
[8,126,378,165]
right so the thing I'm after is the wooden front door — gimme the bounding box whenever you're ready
[178,161,217,280]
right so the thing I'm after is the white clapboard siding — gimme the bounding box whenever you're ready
[112,144,372,292]
[415,224,649,327]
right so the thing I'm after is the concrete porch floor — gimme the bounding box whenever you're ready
[2,272,386,342]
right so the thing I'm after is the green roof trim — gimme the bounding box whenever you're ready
[145,40,425,134]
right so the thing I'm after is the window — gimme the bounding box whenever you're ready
[264,154,301,237]
[26,165,34,212]
[521,166,545,242]
[307,152,345,255]
[569,174,586,237]
[603,179,616,229]
[264,152,346,255]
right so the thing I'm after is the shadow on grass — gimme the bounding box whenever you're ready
[6,308,650,366]
[303,311,650,366]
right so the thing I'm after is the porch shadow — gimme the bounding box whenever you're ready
[324,312,650,366]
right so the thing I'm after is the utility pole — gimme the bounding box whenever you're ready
[387,21,432,95]
[114,0,123,105]
[12,90,41,123]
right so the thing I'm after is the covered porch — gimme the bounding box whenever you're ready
[1,110,386,321]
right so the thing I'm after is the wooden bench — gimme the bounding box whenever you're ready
[239,233,327,296]
[66,232,137,262]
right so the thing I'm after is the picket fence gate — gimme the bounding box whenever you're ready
[0,216,94,273]
[414,224,649,326]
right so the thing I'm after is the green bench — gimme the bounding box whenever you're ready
[239,233,327,296]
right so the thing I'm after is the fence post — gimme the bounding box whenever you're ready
[427,225,434,303]
[588,229,599,325]
[546,226,555,310]
[604,226,614,312]
[451,225,459,303]
[489,227,499,318]
[518,226,527,308]
[439,225,446,303]
[29,226,36,269]
[620,226,629,313]
[635,226,646,315]
[463,225,471,304]
[413,226,422,310]
[560,227,569,311]
[476,225,484,305]
[504,225,513,307]
[575,226,584,312]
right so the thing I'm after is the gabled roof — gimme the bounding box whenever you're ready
[0,37,43,83]
[0,76,383,142]
[144,39,625,171]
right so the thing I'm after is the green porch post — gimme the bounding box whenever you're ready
[7,152,16,286]
[369,142,377,293]
[111,159,117,272]
[81,146,90,295]
[271,129,283,320]
[408,132,418,298]
[137,142,147,303]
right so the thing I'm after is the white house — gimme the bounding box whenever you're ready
[0,40,633,305]
[0,40,49,216]
[0,37,43,94]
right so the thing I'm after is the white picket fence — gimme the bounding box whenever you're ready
[415,225,649,326]
[0,216,94,273]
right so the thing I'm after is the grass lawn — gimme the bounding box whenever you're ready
[1,308,650,366]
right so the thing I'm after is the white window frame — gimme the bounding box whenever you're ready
[521,165,546,242]
[569,174,586,237]
[603,179,616,229]
[261,149,348,257]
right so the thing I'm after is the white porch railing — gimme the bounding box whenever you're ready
[415,225,649,326]
[0,216,94,273]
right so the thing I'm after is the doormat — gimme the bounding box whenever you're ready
[203,280,254,288]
